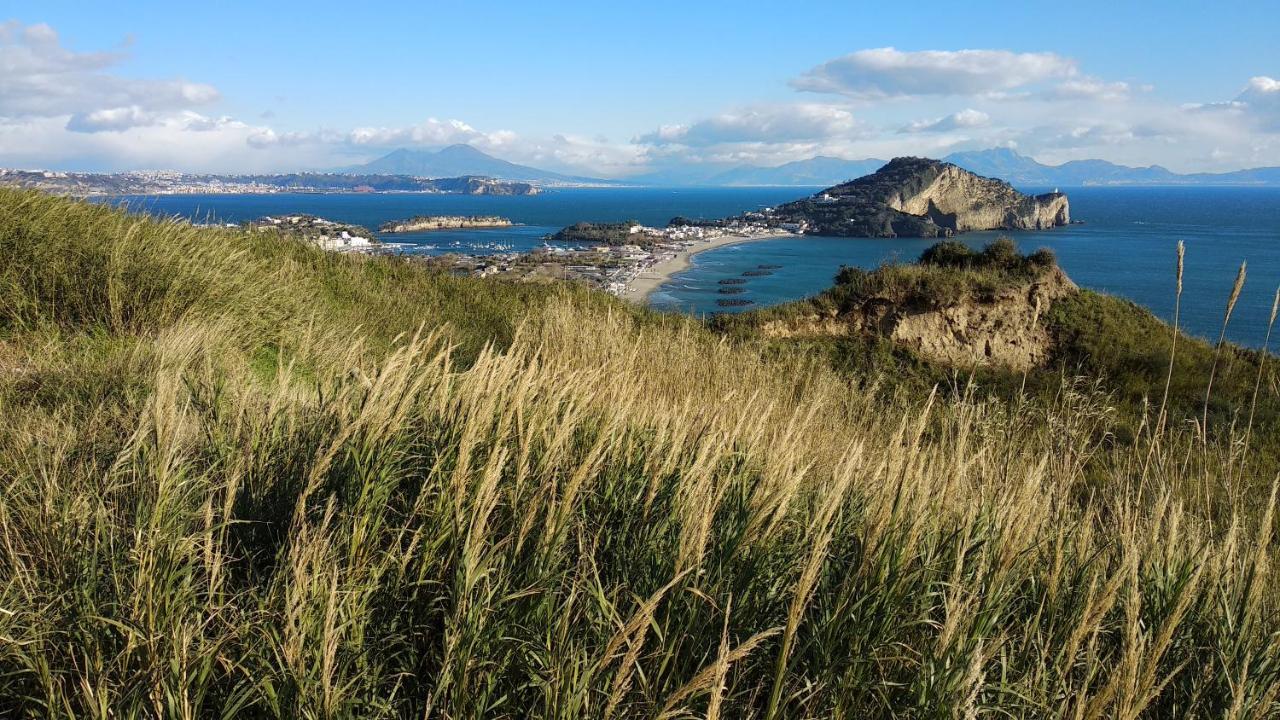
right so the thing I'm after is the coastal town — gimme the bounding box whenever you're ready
[235,209,805,301]
[246,214,380,252]
[0,169,541,196]
[0,169,284,196]
[527,217,803,299]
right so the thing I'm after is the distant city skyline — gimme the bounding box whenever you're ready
[2,1,1278,176]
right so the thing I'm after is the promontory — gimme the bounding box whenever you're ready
[769,157,1069,238]
[379,215,513,233]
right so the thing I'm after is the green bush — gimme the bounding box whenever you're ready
[918,240,977,268]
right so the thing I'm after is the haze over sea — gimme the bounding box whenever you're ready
[111,186,1280,349]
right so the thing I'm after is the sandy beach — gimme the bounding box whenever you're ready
[624,231,794,303]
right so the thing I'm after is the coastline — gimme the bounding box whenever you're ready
[624,231,794,303]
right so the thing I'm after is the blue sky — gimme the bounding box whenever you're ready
[2,0,1277,175]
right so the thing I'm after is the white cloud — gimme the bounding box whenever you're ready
[519,133,647,176]
[245,127,323,148]
[1245,76,1280,95]
[1047,78,1133,101]
[792,48,1077,98]
[901,108,990,133]
[1237,76,1280,130]
[636,104,862,146]
[346,118,486,147]
[65,106,161,132]
[1182,76,1280,134]
[0,114,329,173]
[0,21,219,124]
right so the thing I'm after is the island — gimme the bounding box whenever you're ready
[549,221,651,246]
[245,214,380,253]
[764,157,1069,238]
[380,215,513,233]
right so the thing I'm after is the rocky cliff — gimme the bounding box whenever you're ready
[426,176,541,196]
[380,215,513,233]
[773,157,1069,237]
[759,263,1078,370]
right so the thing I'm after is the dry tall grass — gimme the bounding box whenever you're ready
[2,189,1278,717]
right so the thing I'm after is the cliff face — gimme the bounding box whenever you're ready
[761,266,1077,370]
[380,216,512,233]
[774,157,1069,237]
[425,176,541,195]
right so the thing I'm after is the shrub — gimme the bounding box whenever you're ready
[978,236,1020,269]
[1028,247,1057,269]
[834,264,866,286]
[918,240,976,268]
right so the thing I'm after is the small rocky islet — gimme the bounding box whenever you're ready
[380,215,513,233]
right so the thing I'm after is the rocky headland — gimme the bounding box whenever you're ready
[380,215,513,233]
[428,176,540,196]
[771,157,1069,238]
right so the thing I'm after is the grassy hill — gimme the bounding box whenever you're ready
[2,189,1279,717]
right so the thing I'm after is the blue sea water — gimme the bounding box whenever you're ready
[104,186,1280,348]
[106,188,810,256]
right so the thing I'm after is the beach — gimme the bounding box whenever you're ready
[624,231,794,303]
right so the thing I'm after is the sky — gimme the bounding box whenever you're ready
[2,0,1278,177]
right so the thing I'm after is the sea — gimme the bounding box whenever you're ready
[103,186,1280,349]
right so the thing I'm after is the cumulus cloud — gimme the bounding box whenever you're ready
[0,21,219,127]
[900,108,990,133]
[518,133,647,176]
[1237,76,1280,130]
[245,128,322,148]
[0,114,324,173]
[346,118,486,147]
[1244,76,1280,95]
[65,106,160,133]
[1047,78,1133,101]
[635,104,862,146]
[1182,76,1280,133]
[792,48,1077,98]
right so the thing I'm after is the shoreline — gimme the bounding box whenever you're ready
[624,231,794,303]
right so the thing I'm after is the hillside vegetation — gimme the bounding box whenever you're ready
[2,189,1280,718]
[715,239,1280,473]
[550,221,648,246]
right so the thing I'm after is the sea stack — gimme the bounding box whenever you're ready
[773,157,1070,238]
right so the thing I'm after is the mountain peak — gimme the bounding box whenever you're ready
[343,144,606,185]
[436,144,492,159]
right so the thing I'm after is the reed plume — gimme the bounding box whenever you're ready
[1203,261,1246,440]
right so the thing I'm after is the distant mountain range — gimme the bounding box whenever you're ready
[941,148,1280,188]
[630,148,1280,187]
[630,156,887,187]
[339,144,1280,189]
[711,156,888,186]
[340,144,610,186]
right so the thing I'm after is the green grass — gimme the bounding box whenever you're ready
[2,191,1280,718]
